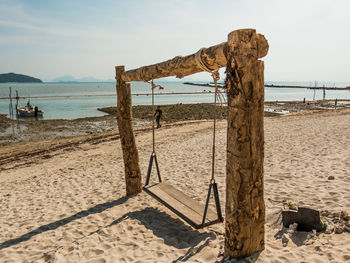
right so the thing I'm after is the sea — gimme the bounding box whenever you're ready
[0,81,349,120]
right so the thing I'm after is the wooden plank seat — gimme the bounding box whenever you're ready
[144,182,221,229]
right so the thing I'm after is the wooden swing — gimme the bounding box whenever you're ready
[115,29,268,258]
[143,74,223,229]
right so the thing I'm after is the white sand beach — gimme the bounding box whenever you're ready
[0,109,350,263]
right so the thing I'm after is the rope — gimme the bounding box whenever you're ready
[144,80,164,154]
[195,48,213,72]
[145,50,219,183]
[151,80,155,153]
[211,70,220,182]
[194,47,221,183]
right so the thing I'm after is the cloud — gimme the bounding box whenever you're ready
[0,0,350,81]
[0,2,120,42]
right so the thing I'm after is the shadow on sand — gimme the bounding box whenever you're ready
[97,207,217,262]
[0,198,217,262]
[274,228,309,247]
[0,195,132,250]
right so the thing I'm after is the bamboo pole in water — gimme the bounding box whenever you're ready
[15,90,19,117]
[9,87,13,119]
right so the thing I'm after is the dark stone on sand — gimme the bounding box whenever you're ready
[340,211,349,221]
[282,207,322,232]
[335,226,344,234]
[328,176,335,180]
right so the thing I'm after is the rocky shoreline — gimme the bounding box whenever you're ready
[0,100,349,147]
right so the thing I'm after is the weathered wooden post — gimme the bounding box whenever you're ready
[225,29,267,258]
[115,66,142,196]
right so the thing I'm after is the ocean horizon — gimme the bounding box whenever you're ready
[1,81,349,120]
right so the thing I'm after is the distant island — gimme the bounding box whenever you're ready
[0,73,42,83]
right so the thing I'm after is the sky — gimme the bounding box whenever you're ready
[0,0,349,82]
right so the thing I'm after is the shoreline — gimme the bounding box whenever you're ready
[0,107,349,171]
[183,81,350,90]
[1,100,349,148]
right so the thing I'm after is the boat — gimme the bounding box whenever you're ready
[16,100,44,117]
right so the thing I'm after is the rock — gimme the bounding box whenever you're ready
[332,212,340,218]
[304,229,318,245]
[344,226,350,233]
[282,233,289,247]
[304,239,315,245]
[324,221,334,234]
[321,210,330,217]
[306,231,314,240]
[340,211,349,221]
[328,176,335,180]
[282,207,322,231]
[335,226,344,234]
[288,223,298,233]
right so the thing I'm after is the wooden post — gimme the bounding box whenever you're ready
[224,29,267,258]
[9,87,13,119]
[15,90,19,117]
[115,66,142,196]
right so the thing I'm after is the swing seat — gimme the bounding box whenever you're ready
[144,182,221,229]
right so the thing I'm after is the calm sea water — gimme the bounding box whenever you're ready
[0,81,349,119]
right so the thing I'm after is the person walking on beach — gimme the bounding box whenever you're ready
[154,106,162,128]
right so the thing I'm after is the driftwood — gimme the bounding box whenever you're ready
[115,66,142,196]
[225,29,266,259]
[121,34,268,82]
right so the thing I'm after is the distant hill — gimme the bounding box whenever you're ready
[0,73,42,83]
[51,75,76,82]
[51,75,108,82]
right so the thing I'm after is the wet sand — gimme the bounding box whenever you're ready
[1,100,348,147]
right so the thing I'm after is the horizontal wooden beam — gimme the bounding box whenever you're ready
[121,33,268,82]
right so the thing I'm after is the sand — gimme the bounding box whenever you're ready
[0,109,349,262]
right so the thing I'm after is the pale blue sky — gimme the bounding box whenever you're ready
[0,0,349,82]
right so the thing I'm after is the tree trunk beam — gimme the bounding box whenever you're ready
[121,34,268,82]
[224,29,266,259]
[115,66,142,196]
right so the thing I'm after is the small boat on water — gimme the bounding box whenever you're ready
[17,100,44,117]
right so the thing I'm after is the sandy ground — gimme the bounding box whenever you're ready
[0,109,349,262]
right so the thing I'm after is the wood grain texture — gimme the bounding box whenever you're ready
[121,34,268,82]
[115,66,142,196]
[224,29,267,259]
